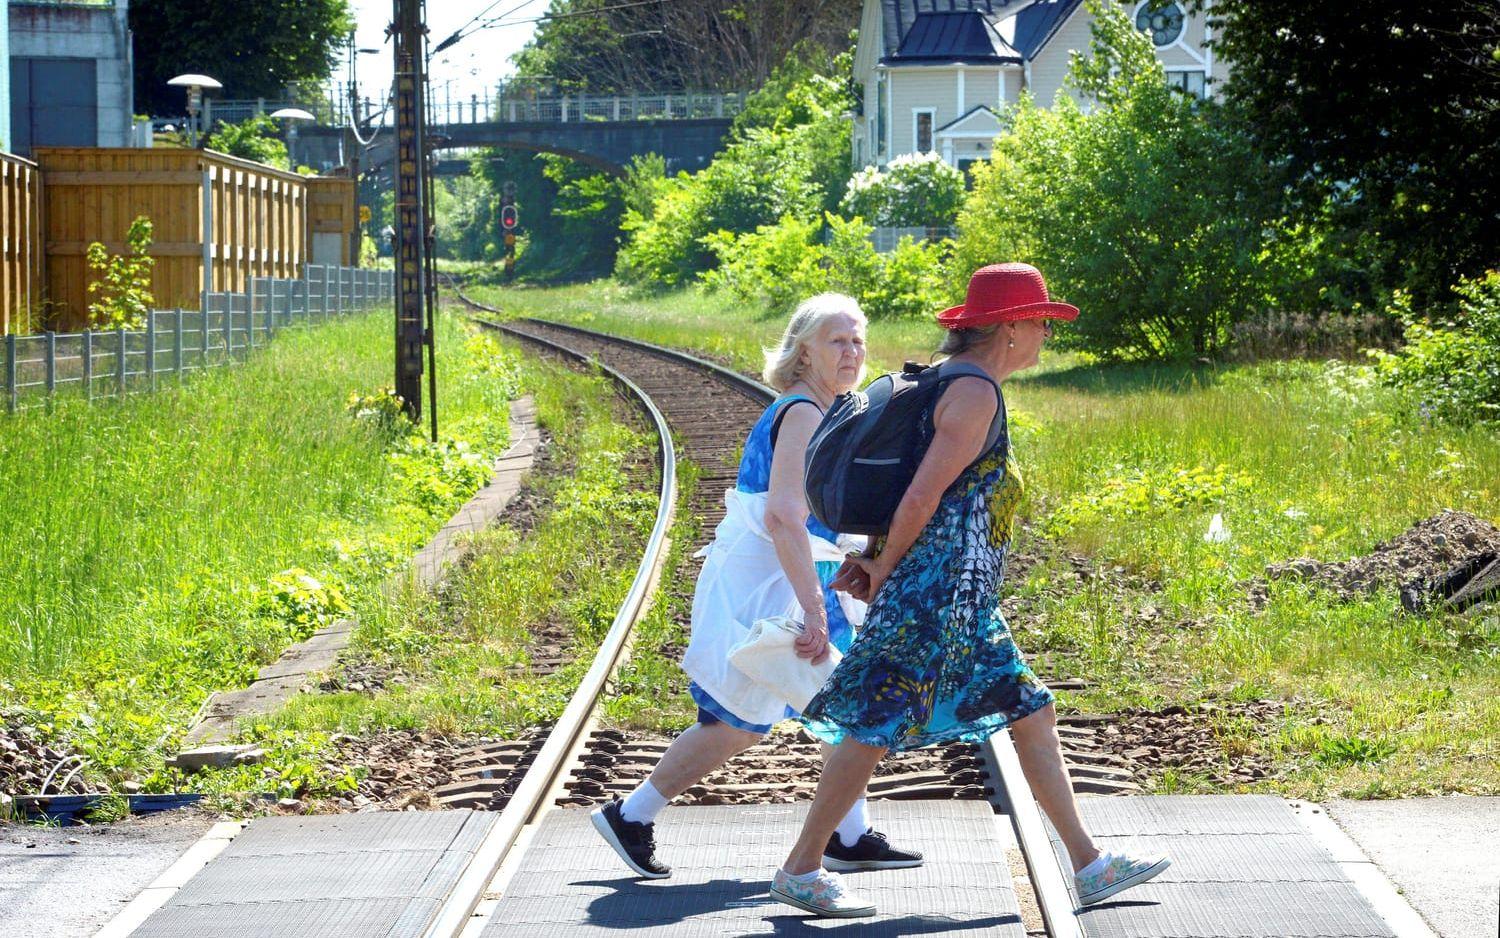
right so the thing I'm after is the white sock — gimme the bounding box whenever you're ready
[835,798,870,848]
[619,780,669,825]
[781,867,821,883]
[1077,852,1110,877]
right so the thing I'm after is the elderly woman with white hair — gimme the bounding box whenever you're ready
[591,293,923,879]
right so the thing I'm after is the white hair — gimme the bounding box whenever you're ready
[762,293,868,392]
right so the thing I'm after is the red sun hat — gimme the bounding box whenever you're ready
[937,263,1079,330]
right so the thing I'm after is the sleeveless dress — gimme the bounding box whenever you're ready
[801,394,1054,751]
[684,395,863,734]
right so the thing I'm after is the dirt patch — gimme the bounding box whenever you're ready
[1264,510,1500,601]
[326,730,499,811]
[1096,697,1291,789]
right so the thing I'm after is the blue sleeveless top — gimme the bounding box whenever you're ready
[688,394,853,733]
[734,395,840,544]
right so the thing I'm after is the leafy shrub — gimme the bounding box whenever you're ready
[86,216,155,329]
[1044,463,1255,537]
[346,387,412,439]
[616,52,852,287]
[1373,271,1500,423]
[701,213,951,319]
[841,152,966,228]
[256,568,351,637]
[954,0,1286,360]
[206,115,289,170]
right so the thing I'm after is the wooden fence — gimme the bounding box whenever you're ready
[32,148,353,332]
[1,152,45,336]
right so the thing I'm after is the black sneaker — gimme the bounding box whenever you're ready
[590,798,671,879]
[822,828,924,871]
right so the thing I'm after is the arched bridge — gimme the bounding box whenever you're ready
[291,91,746,180]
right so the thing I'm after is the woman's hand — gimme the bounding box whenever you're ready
[831,554,891,604]
[794,606,831,665]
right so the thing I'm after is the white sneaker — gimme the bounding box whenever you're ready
[769,868,876,918]
[1075,852,1171,906]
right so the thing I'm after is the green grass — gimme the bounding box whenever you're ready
[203,350,661,801]
[467,278,1500,797]
[0,309,521,787]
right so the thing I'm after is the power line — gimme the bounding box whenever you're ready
[433,0,544,53]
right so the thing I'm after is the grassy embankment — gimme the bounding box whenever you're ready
[469,279,1500,799]
[0,309,531,796]
[257,350,660,754]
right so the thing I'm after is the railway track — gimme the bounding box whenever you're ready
[418,288,1093,936]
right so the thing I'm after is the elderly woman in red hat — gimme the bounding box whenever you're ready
[768,264,1170,918]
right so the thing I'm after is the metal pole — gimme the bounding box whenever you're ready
[222,291,232,357]
[45,331,56,398]
[175,308,184,377]
[6,334,16,412]
[116,326,126,397]
[147,311,157,392]
[391,0,427,425]
[83,329,93,399]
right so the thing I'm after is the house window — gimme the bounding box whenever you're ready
[914,109,934,153]
[876,77,888,155]
[1166,69,1207,99]
[1134,1,1184,47]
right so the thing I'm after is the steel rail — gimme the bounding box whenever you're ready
[422,312,678,938]
[446,289,1080,937]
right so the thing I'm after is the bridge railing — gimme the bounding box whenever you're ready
[198,90,748,130]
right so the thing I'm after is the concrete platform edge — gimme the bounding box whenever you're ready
[1289,800,1439,938]
[93,820,245,938]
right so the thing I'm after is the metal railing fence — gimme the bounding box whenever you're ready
[4,265,393,413]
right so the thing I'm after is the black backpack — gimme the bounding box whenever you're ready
[803,361,1004,536]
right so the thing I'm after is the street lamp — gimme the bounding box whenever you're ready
[167,73,222,147]
[269,107,316,170]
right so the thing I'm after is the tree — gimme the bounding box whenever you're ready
[512,0,859,92]
[131,0,353,116]
[205,116,289,169]
[955,0,1284,359]
[1206,0,1500,309]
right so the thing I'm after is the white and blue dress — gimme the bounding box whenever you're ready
[680,396,866,734]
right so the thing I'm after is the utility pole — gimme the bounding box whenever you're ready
[346,32,362,267]
[390,0,433,434]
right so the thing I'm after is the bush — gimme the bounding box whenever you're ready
[701,213,951,320]
[1373,271,1500,423]
[615,51,852,287]
[206,116,289,170]
[841,152,966,228]
[953,0,1287,360]
[86,216,155,329]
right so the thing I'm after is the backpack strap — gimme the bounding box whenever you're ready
[769,395,822,450]
[931,361,1006,455]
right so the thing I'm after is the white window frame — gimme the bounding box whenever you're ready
[912,107,936,154]
[1164,66,1208,99]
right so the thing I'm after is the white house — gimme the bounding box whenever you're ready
[851,0,1230,170]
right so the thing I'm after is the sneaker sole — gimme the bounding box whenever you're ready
[821,854,924,872]
[1078,857,1171,906]
[769,884,876,918]
[589,809,671,880]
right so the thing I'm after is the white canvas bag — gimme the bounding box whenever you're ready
[726,615,841,713]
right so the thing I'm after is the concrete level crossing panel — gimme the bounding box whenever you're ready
[131,809,497,938]
[1050,795,1397,938]
[484,800,1026,936]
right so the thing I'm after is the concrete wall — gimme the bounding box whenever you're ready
[9,0,134,152]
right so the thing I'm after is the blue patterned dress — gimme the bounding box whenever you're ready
[688,395,859,734]
[801,396,1054,751]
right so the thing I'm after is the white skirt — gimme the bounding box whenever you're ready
[680,488,866,728]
